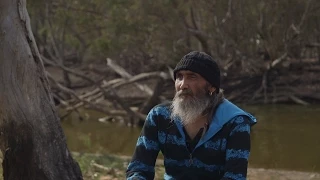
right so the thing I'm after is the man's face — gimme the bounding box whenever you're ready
[174,70,210,100]
[171,70,215,125]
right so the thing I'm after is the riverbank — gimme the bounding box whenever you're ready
[72,152,320,180]
[247,168,320,180]
[0,152,317,179]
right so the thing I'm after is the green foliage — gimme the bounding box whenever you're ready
[27,0,320,74]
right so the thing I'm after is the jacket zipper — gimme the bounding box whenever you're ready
[189,153,193,165]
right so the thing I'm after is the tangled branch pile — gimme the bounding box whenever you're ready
[26,0,320,125]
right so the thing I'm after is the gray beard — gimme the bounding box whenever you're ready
[170,92,211,125]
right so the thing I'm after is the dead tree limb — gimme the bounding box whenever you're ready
[106,58,153,95]
[65,71,169,112]
[47,73,111,115]
[139,77,166,115]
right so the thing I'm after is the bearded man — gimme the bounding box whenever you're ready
[126,51,257,180]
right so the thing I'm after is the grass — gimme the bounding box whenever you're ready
[0,152,139,180]
[73,152,129,180]
[0,152,319,180]
[72,152,165,180]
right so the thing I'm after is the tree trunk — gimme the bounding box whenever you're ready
[0,0,83,179]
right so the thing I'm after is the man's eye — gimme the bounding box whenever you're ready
[176,75,183,80]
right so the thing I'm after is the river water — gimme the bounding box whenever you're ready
[62,104,320,173]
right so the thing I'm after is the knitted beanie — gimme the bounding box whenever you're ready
[173,51,220,92]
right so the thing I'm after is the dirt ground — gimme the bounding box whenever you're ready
[247,168,320,180]
[98,168,320,180]
[101,154,320,180]
[71,153,320,180]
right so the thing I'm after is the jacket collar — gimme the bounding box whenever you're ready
[173,99,257,150]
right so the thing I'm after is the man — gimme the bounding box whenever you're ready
[126,51,257,180]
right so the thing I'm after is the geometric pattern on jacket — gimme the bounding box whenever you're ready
[126,99,257,180]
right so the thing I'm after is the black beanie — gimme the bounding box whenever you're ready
[173,51,220,92]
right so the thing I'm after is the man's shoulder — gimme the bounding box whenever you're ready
[223,115,256,130]
[148,101,172,118]
[144,101,172,127]
[154,101,172,108]
[228,115,251,124]
[217,99,257,126]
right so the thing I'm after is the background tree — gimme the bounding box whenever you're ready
[25,0,320,124]
[0,0,83,179]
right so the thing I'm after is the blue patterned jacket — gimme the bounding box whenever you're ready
[126,99,257,180]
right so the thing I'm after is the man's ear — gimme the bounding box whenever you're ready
[209,87,216,94]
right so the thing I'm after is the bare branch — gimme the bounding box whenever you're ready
[45,56,148,121]
[290,0,313,36]
[107,58,154,95]
[271,52,288,68]
[306,43,320,47]
[45,4,64,64]
[55,4,108,18]
[298,0,312,28]
[289,95,309,105]
[189,7,198,29]
[221,0,233,24]
[42,55,102,85]
[46,72,111,115]
[63,70,170,117]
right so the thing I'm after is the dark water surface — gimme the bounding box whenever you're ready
[62,104,320,173]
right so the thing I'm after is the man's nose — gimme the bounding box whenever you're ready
[179,78,189,90]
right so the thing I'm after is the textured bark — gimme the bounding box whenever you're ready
[0,0,83,179]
